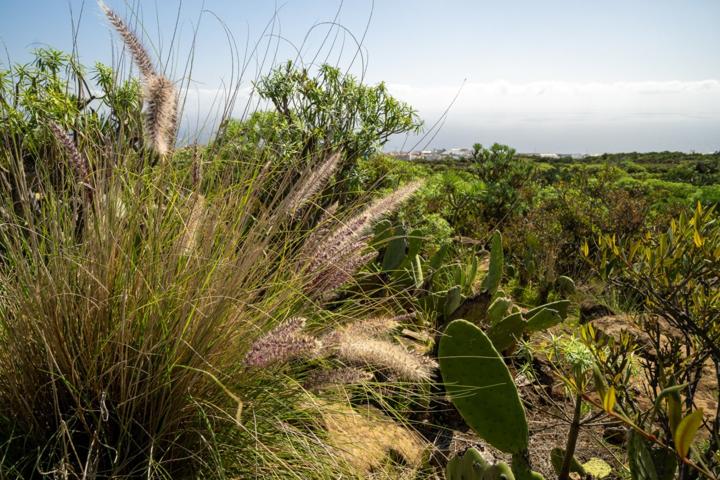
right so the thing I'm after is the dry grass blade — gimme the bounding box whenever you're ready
[303,367,374,392]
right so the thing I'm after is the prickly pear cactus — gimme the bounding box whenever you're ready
[487,312,526,352]
[486,296,512,326]
[525,308,562,333]
[445,285,463,318]
[525,300,570,320]
[510,452,546,480]
[382,225,407,271]
[485,462,516,480]
[446,448,489,480]
[556,275,575,296]
[446,448,515,480]
[481,231,503,295]
[439,319,529,454]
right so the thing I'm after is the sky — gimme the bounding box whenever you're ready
[1,0,719,153]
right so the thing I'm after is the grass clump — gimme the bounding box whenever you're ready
[0,4,432,478]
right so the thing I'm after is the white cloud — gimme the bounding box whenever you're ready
[384,80,720,152]
[387,79,720,120]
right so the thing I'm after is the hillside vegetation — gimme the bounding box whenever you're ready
[0,4,718,479]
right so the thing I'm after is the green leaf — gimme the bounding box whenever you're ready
[525,308,562,333]
[382,226,407,271]
[444,286,463,318]
[674,409,704,458]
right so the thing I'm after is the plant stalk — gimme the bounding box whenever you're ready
[559,393,583,480]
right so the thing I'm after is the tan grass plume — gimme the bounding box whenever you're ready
[244,317,320,368]
[286,151,342,217]
[302,180,423,298]
[99,1,178,156]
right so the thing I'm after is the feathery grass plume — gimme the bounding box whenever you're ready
[302,201,340,255]
[178,193,206,255]
[308,250,377,299]
[303,367,374,392]
[342,313,415,339]
[190,145,202,188]
[334,336,437,382]
[99,1,178,156]
[244,317,321,368]
[144,75,178,156]
[286,151,342,217]
[47,121,91,185]
[98,1,155,79]
[323,313,415,346]
[303,180,423,297]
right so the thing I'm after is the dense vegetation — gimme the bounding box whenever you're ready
[0,5,718,479]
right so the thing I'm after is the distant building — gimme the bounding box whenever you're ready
[447,147,473,159]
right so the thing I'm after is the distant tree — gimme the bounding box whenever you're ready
[254,62,422,177]
[470,143,535,225]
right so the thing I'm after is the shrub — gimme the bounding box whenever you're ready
[591,204,720,478]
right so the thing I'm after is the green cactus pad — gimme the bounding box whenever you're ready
[485,462,515,480]
[382,226,407,270]
[466,255,479,290]
[481,231,503,295]
[445,286,463,318]
[511,453,546,480]
[439,320,529,454]
[487,312,526,352]
[525,300,570,320]
[461,448,489,479]
[525,308,562,333]
[556,275,576,295]
[446,448,492,480]
[487,297,513,326]
[446,453,463,479]
[429,243,450,270]
[404,228,423,265]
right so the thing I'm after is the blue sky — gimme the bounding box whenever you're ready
[2,1,719,152]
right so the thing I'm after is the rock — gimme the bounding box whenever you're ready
[579,301,615,324]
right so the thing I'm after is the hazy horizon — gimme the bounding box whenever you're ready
[2,0,718,153]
